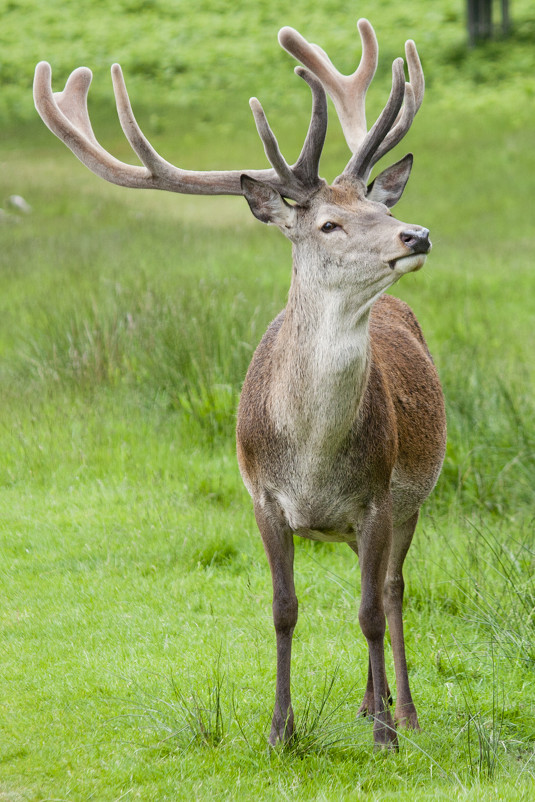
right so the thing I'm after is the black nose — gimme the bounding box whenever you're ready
[400,228,431,254]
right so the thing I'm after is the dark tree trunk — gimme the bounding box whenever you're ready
[467,0,493,46]
[467,1,512,46]
[502,0,510,35]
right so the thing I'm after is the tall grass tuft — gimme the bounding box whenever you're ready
[434,359,535,517]
[446,644,506,780]
[16,274,280,443]
[278,669,368,758]
[108,659,236,753]
[445,519,535,668]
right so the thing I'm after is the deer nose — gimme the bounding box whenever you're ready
[400,228,431,254]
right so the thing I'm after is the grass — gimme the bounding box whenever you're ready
[1,0,535,799]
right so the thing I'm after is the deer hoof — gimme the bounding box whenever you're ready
[357,694,375,719]
[395,707,421,730]
[373,728,399,752]
[372,712,398,751]
[373,736,399,753]
[268,711,294,746]
[357,688,393,718]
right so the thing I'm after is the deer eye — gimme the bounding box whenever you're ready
[320,221,339,233]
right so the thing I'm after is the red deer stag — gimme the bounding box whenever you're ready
[34,13,446,750]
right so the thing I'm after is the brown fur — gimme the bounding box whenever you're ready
[370,296,446,522]
[238,294,445,527]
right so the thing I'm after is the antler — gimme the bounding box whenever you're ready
[279,19,377,154]
[279,18,424,181]
[33,61,327,203]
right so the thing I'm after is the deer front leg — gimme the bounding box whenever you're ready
[254,502,298,746]
[357,501,398,750]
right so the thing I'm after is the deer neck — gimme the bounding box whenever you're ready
[270,252,373,452]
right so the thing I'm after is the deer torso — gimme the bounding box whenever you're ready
[237,293,446,542]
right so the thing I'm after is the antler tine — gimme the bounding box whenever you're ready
[248,67,327,202]
[279,18,378,154]
[374,38,424,153]
[111,63,179,181]
[342,57,406,182]
[249,97,297,188]
[405,40,424,113]
[292,67,328,187]
[49,65,99,146]
[366,40,424,172]
[112,63,286,194]
[371,82,416,168]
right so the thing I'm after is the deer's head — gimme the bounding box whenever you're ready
[239,20,430,306]
[241,166,430,306]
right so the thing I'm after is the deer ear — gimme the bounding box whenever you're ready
[241,175,297,229]
[367,154,413,208]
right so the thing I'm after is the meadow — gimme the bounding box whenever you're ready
[1,0,535,799]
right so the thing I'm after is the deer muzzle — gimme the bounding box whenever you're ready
[400,228,431,255]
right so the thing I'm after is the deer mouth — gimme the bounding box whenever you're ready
[388,254,427,273]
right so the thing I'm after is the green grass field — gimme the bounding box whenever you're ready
[1,1,535,799]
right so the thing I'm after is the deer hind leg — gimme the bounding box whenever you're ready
[384,510,420,730]
[354,501,398,749]
[254,502,298,746]
[348,554,392,721]
[356,654,375,718]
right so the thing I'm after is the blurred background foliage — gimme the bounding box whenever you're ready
[0,0,534,128]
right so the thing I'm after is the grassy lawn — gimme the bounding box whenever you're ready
[1,1,535,799]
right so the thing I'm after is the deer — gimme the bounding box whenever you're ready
[33,12,446,750]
